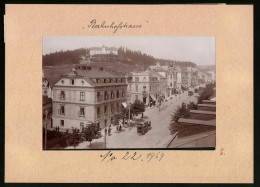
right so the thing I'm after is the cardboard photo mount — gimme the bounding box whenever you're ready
[5,4,253,183]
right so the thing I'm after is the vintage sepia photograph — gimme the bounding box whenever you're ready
[42,36,216,150]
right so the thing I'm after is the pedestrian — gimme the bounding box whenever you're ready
[57,126,59,132]
[119,125,121,131]
[108,127,111,136]
[55,127,57,131]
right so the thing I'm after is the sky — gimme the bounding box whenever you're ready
[43,36,215,66]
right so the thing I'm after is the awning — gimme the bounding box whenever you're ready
[122,102,128,108]
[150,94,156,101]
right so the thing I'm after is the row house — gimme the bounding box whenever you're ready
[166,66,182,96]
[126,70,163,106]
[149,62,182,97]
[51,65,127,130]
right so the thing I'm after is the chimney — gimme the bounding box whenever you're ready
[99,67,104,71]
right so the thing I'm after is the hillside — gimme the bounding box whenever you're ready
[42,47,197,73]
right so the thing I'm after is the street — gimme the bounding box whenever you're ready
[66,91,197,149]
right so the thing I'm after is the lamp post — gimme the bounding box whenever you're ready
[44,110,48,150]
[127,93,131,129]
[104,127,107,149]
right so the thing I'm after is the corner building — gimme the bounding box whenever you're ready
[52,65,127,130]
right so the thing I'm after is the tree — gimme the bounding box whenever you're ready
[198,83,215,104]
[131,100,145,116]
[67,128,83,149]
[82,123,102,147]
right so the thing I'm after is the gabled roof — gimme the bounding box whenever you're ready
[150,70,165,78]
[90,46,117,51]
[55,67,126,87]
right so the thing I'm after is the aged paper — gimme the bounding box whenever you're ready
[5,5,253,183]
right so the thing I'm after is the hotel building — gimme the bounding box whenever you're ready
[51,65,127,130]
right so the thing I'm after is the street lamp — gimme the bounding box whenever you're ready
[127,93,131,129]
[104,128,107,149]
[44,110,48,149]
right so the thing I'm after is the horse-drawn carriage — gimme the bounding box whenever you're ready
[137,121,152,135]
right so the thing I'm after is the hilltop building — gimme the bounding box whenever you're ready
[89,45,118,56]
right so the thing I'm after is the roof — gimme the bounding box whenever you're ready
[75,68,117,78]
[58,67,127,87]
[197,104,216,107]
[90,46,117,51]
[43,67,71,78]
[178,118,216,126]
[189,110,216,115]
[150,70,165,78]
[45,77,61,86]
[42,96,52,105]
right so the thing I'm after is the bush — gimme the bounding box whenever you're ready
[198,83,215,104]
[187,101,198,110]
[169,102,198,134]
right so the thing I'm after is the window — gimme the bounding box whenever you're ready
[122,89,125,97]
[71,79,74,85]
[143,77,147,82]
[80,122,84,131]
[111,117,114,124]
[60,106,65,115]
[170,82,172,87]
[104,106,108,114]
[135,95,138,100]
[60,91,65,100]
[104,91,109,100]
[116,103,119,112]
[97,92,102,102]
[111,91,114,99]
[80,92,85,101]
[117,90,120,98]
[97,107,101,117]
[79,107,85,117]
[135,77,139,82]
[136,85,138,92]
[111,104,114,113]
[60,120,64,127]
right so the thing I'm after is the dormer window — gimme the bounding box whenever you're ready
[71,79,74,85]
[61,80,64,84]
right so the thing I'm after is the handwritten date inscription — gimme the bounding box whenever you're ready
[100,151,164,163]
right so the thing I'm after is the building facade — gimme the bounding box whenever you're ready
[126,70,162,106]
[51,65,127,130]
[89,45,118,56]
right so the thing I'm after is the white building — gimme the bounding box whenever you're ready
[51,65,127,130]
[89,45,118,56]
